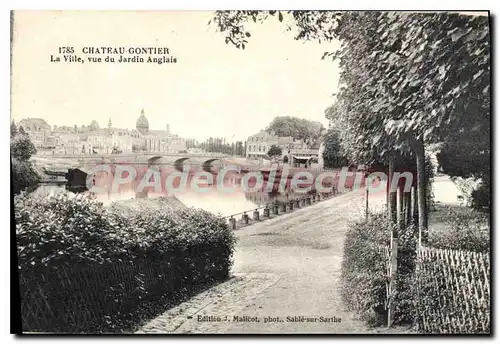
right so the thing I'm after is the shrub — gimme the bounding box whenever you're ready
[471,182,490,211]
[341,213,418,327]
[428,206,489,253]
[11,133,37,161]
[341,213,391,326]
[12,158,40,195]
[15,192,237,332]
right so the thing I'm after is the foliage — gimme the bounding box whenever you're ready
[11,159,41,195]
[267,145,282,157]
[265,116,324,145]
[212,10,490,171]
[11,126,40,195]
[15,192,237,332]
[16,192,236,269]
[11,121,18,138]
[185,137,245,156]
[436,111,490,211]
[471,182,490,211]
[341,213,391,326]
[11,132,37,161]
[428,205,489,253]
[322,128,348,168]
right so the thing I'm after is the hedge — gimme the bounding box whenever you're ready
[15,192,237,333]
[428,205,490,253]
[341,209,490,333]
[340,213,391,326]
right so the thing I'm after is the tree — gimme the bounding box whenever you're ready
[11,121,18,138]
[322,128,348,168]
[266,116,324,143]
[213,11,490,242]
[267,145,282,157]
[11,132,37,161]
[11,127,40,194]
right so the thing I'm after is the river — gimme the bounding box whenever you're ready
[33,182,321,218]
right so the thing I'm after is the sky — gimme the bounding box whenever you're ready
[11,11,340,141]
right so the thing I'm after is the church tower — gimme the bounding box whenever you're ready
[136,108,149,134]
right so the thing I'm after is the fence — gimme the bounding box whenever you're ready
[414,246,490,334]
[222,185,348,229]
[19,247,229,333]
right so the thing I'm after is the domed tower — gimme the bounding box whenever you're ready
[136,109,149,134]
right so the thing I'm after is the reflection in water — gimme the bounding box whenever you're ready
[32,177,324,218]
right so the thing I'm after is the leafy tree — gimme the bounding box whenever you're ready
[212,10,490,241]
[11,132,37,161]
[267,145,282,157]
[11,121,18,138]
[266,116,324,144]
[322,128,348,168]
[11,127,40,194]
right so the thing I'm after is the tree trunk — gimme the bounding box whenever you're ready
[388,158,398,227]
[405,190,412,227]
[387,156,398,328]
[415,139,428,246]
[412,184,418,225]
[398,182,404,231]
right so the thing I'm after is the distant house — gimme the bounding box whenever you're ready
[18,118,51,148]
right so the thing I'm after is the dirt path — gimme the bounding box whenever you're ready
[137,188,387,334]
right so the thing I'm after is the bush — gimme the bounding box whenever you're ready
[341,213,418,327]
[341,213,391,326]
[12,158,41,195]
[15,192,237,332]
[428,206,489,253]
[341,206,490,332]
[471,182,490,211]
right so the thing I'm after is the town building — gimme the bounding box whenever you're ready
[18,109,187,155]
[245,130,278,158]
[245,130,317,164]
[18,118,52,149]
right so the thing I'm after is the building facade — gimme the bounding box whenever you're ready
[245,130,315,160]
[18,109,187,155]
[18,118,52,149]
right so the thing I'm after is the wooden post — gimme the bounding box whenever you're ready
[365,186,369,221]
[281,203,287,212]
[229,217,236,230]
[387,233,398,328]
[263,207,270,218]
[242,212,249,225]
[272,204,279,215]
[253,210,260,221]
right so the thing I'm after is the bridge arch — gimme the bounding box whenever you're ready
[147,155,164,167]
[173,157,191,171]
[202,158,223,173]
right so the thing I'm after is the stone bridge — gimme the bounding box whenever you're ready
[40,152,254,173]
